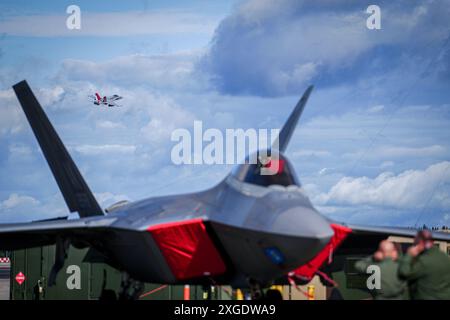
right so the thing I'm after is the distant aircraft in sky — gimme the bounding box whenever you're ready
[88,92,122,107]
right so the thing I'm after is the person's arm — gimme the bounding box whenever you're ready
[354,256,374,273]
[398,254,425,280]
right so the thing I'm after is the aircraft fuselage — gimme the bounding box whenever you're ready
[99,171,333,287]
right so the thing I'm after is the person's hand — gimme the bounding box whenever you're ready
[407,245,422,257]
[373,251,384,261]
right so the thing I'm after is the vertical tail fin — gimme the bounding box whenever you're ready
[12,80,103,217]
[273,85,314,152]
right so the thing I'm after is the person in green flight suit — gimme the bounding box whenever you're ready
[398,229,450,300]
[355,240,408,300]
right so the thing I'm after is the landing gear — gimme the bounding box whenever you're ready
[118,272,144,300]
[245,279,284,301]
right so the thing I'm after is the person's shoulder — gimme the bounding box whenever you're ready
[380,257,393,264]
[354,256,374,271]
[383,258,401,270]
[398,253,413,264]
[435,247,450,261]
[428,246,446,257]
[421,246,449,264]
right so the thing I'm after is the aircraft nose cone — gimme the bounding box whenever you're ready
[266,206,334,269]
[272,206,334,242]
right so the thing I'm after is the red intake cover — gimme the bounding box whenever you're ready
[148,219,226,280]
[291,223,352,280]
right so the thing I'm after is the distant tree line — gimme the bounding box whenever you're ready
[405,225,449,231]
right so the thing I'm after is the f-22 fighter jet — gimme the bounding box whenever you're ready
[1,80,449,299]
[88,92,122,107]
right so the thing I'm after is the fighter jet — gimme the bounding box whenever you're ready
[88,92,122,107]
[1,80,449,299]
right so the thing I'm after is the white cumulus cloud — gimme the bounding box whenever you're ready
[315,161,450,210]
[73,144,137,156]
[96,120,125,130]
[0,193,40,210]
[0,11,221,37]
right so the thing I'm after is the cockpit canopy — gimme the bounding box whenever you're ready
[231,151,300,187]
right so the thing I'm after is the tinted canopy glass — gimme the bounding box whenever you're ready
[231,153,300,187]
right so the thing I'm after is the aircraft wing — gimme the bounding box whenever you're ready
[105,100,122,107]
[285,222,450,285]
[0,191,229,285]
[328,222,450,260]
[343,223,450,241]
[0,216,116,250]
[328,222,450,259]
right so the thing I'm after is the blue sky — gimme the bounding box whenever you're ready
[0,0,449,228]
